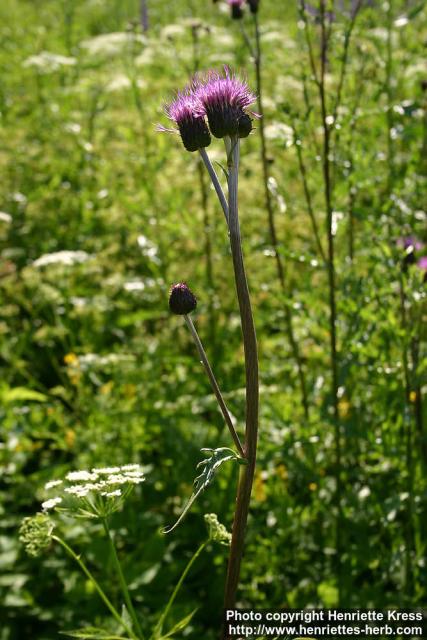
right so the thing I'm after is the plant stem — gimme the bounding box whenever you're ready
[197,155,217,342]
[318,0,343,603]
[199,147,229,224]
[252,12,310,419]
[397,277,416,599]
[52,535,139,640]
[222,137,259,618]
[291,120,327,265]
[184,314,244,457]
[152,541,207,639]
[102,519,144,639]
[140,0,148,31]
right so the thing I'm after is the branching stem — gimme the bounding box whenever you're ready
[102,519,144,639]
[52,535,139,640]
[199,147,229,224]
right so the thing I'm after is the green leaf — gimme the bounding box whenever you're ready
[0,386,48,403]
[407,2,424,19]
[60,628,127,639]
[162,448,245,533]
[160,609,198,639]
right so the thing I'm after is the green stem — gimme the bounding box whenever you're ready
[222,137,259,617]
[184,315,245,457]
[52,535,139,640]
[199,147,229,224]
[318,0,343,603]
[152,541,207,638]
[102,519,145,639]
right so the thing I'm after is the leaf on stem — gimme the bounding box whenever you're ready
[60,628,128,639]
[162,448,246,533]
[159,609,198,639]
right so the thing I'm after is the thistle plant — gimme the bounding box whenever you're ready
[160,67,259,619]
[20,464,231,639]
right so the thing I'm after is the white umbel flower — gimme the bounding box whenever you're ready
[41,497,63,511]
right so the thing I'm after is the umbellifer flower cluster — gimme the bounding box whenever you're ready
[159,67,258,151]
[42,464,145,518]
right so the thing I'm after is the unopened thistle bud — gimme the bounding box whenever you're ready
[247,0,260,13]
[228,0,244,19]
[195,68,258,139]
[161,92,211,152]
[169,283,197,315]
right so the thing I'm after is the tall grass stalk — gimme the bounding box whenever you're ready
[299,0,362,602]
[316,0,343,601]
[140,0,148,32]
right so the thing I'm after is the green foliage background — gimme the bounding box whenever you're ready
[0,0,426,638]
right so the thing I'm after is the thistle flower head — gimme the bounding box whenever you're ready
[162,90,211,152]
[169,282,197,315]
[194,67,258,139]
[227,0,244,19]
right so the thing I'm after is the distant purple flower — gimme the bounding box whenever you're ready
[194,68,258,139]
[160,91,211,153]
[169,283,197,315]
[228,0,244,19]
[396,236,424,267]
[396,236,424,252]
[417,257,427,281]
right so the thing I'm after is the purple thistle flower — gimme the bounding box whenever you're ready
[227,0,244,19]
[169,283,197,315]
[194,67,258,139]
[396,236,424,267]
[161,91,211,153]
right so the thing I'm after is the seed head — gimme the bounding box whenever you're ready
[194,68,258,139]
[169,283,197,315]
[163,91,211,152]
[228,0,244,19]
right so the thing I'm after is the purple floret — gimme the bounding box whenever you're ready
[194,68,258,139]
[163,91,211,152]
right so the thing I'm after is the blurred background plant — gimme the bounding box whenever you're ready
[0,0,426,638]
